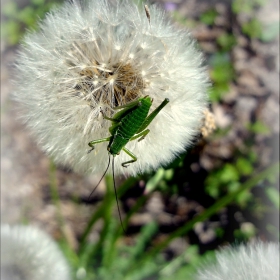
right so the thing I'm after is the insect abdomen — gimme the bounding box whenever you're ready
[109,97,152,155]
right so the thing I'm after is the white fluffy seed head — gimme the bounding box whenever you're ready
[195,241,280,280]
[14,0,209,176]
[1,224,71,280]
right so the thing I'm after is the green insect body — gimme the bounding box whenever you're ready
[88,95,169,167]
[87,95,169,231]
[108,96,151,154]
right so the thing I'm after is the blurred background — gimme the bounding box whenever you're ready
[1,0,279,279]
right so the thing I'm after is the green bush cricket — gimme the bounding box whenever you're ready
[87,95,169,230]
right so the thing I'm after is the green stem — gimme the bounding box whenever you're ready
[78,176,115,268]
[79,201,107,254]
[49,160,79,267]
[79,176,138,256]
[49,159,67,240]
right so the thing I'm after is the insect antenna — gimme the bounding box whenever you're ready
[88,155,111,201]
[112,156,126,233]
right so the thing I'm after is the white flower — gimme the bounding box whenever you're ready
[14,0,209,176]
[195,241,280,280]
[1,224,71,280]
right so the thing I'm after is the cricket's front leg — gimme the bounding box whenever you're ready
[100,109,117,122]
[88,136,111,153]
[130,129,150,142]
[121,147,137,167]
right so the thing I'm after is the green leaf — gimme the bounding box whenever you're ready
[205,164,241,198]
[265,186,280,209]
[232,0,265,14]
[209,82,230,102]
[205,182,220,198]
[219,164,240,183]
[164,169,174,181]
[209,52,231,67]
[236,189,252,206]
[2,2,18,17]
[146,168,165,193]
[217,33,237,51]
[209,53,235,84]
[159,245,199,279]
[1,21,21,45]
[228,181,241,193]
[232,0,253,14]
[31,0,46,6]
[215,227,225,238]
[261,21,280,42]
[266,224,280,239]
[242,18,263,39]
[248,150,258,164]
[247,121,270,135]
[200,9,218,26]
[236,157,253,176]
[205,171,221,198]
[18,6,37,27]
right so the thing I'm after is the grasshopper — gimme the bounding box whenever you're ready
[87,95,169,230]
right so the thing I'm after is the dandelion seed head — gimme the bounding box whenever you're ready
[195,241,280,280]
[1,224,71,280]
[14,0,209,176]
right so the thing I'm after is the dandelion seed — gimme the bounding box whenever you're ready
[1,224,71,280]
[194,241,280,280]
[14,0,209,176]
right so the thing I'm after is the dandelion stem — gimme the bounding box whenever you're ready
[49,159,78,265]
[78,176,138,257]
[49,160,67,239]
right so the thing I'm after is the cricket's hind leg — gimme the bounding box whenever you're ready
[88,136,111,153]
[121,147,137,167]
